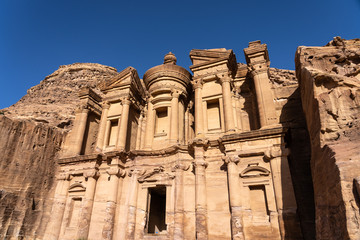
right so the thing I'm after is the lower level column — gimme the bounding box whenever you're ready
[44,174,71,240]
[77,169,99,239]
[193,144,208,240]
[223,155,245,240]
[102,168,126,240]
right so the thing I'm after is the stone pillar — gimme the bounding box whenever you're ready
[77,169,99,240]
[218,75,236,132]
[192,140,209,240]
[116,97,131,151]
[140,114,147,149]
[101,167,126,240]
[144,99,155,150]
[234,89,243,132]
[135,111,144,150]
[170,91,180,144]
[44,174,71,240]
[178,100,185,144]
[222,155,245,240]
[193,79,204,137]
[265,146,297,239]
[172,163,189,239]
[103,120,111,148]
[184,106,190,144]
[73,106,89,155]
[244,41,277,128]
[96,102,110,151]
[125,169,144,240]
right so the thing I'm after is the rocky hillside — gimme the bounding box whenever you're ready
[296,37,360,239]
[2,63,118,128]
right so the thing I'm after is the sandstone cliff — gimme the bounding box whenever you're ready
[0,116,64,239]
[0,63,118,239]
[296,37,360,239]
[3,63,118,128]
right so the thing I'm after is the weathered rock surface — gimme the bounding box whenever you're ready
[0,116,64,239]
[296,37,360,239]
[2,63,117,128]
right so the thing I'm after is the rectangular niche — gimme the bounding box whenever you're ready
[249,185,269,217]
[107,119,118,146]
[207,99,221,131]
[155,107,168,136]
[146,186,167,234]
[67,197,82,227]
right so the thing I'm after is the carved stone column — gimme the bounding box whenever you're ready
[193,79,204,137]
[144,99,155,150]
[73,105,89,155]
[218,74,236,132]
[102,167,126,240]
[135,111,144,150]
[77,169,99,240]
[170,90,180,144]
[192,139,209,240]
[234,89,243,132]
[265,146,296,239]
[116,97,131,151]
[178,99,185,144]
[103,120,111,148]
[125,169,145,239]
[172,163,189,239]
[222,155,245,240]
[244,41,277,127]
[44,174,71,240]
[96,102,110,151]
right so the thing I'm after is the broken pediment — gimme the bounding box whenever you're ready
[240,164,270,178]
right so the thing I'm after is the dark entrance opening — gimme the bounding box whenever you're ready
[147,186,167,234]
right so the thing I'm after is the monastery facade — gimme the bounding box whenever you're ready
[44,41,302,240]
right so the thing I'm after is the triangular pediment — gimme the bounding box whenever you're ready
[98,66,139,91]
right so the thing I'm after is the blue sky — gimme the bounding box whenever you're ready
[1,0,359,109]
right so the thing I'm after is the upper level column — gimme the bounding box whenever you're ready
[192,78,204,137]
[73,105,89,155]
[218,73,236,132]
[169,90,180,144]
[144,98,155,150]
[116,97,131,151]
[95,102,110,151]
[244,40,277,128]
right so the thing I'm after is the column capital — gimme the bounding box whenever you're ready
[121,97,131,105]
[83,169,100,179]
[102,101,110,109]
[76,104,90,114]
[192,160,208,169]
[57,173,72,181]
[248,61,270,76]
[192,78,204,89]
[171,90,181,98]
[171,163,190,172]
[264,146,289,160]
[128,168,147,177]
[106,167,126,178]
[222,155,240,164]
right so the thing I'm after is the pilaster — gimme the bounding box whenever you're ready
[101,167,126,240]
[144,98,155,150]
[76,169,99,240]
[218,74,236,133]
[96,102,110,151]
[192,79,204,137]
[73,105,89,155]
[170,90,180,144]
[116,97,131,151]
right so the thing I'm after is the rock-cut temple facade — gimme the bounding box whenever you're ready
[42,40,304,240]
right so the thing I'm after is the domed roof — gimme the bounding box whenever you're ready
[143,52,191,89]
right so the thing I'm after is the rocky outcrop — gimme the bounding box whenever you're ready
[0,116,64,239]
[2,63,117,128]
[296,37,360,239]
